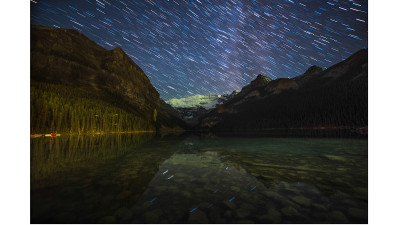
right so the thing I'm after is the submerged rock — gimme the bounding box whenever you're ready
[97,216,116,224]
[182,190,192,198]
[224,210,234,218]
[347,207,367,220]
[53,212,76,223]
[329,210,349,223]
[188,210,208,223]
[224,201,238,210]
[311,203,327,211]
[193,188,203,194]
[236,219,254,223]
[281,206,300,217]
[114,207,129,219]
[236,208,251,219]
[291,196,312,207]
[324,154,347,161]
[117,191,131,200]
[263,190,283,200]
[259,208,282,223]
[230,186,240,192]
[155,185,168,192]
[144,209,163,223]
[214,217,227,223]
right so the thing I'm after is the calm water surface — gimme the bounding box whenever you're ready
[31,134,367,223]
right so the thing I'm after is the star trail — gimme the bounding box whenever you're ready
[31,0,368,100]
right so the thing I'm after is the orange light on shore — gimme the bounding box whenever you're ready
[30,133,61,138]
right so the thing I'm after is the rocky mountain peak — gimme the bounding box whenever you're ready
[110,46,125,58]
[113,46,124,52]
[304,65,323,76]
[293,65,323,86]
[249,74,273,88]
[231,90,240,95]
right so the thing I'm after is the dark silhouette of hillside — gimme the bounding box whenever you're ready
[198,49,368,134]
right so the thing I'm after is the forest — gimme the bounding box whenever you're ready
[30,81,156,134]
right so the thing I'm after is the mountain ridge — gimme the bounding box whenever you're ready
[30,25,186,133]
[197,49,368,134]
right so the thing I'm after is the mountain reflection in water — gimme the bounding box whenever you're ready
[31,134,367,223]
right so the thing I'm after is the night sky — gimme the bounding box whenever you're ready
[31,0,368,100]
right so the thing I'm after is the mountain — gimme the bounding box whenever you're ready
[30,25,186,133]
[166,92,239,126]
[167,94,230,110]
[198,49,368,134]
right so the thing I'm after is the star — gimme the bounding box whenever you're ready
[31,0,368,100]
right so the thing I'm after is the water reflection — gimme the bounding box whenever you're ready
[31,134,367,223]
[31,133,155,186]
[31,133,177,223]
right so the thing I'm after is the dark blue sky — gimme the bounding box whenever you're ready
[31,0,368,100]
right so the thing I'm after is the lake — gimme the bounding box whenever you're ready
[31,133,367,223]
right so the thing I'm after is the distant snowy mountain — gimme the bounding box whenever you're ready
[167,94,231,110]
[166,92,239,126]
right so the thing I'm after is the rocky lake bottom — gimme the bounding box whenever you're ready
[31,134,367,223]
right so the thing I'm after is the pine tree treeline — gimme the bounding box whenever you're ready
[31,82,155,134]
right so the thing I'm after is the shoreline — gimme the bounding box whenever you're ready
[30,126,368,138]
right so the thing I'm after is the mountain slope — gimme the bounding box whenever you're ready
[199,49,368,134]
[31,25,186,133]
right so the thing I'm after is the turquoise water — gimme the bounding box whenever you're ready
[31,134,367,223]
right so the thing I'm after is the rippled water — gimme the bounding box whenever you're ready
[31,134,367,223]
